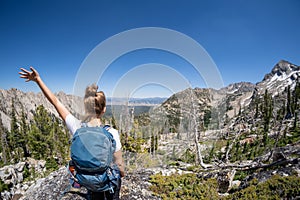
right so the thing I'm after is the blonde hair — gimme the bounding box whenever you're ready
[83,83,106,121]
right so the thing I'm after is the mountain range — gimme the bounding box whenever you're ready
[0,60,299,131]
[0,59,300,199]
[155,60,299,130]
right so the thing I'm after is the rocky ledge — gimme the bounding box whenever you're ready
[1,164,161,200]
[1,144,300,200]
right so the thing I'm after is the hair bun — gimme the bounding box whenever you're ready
[84,83,98,98]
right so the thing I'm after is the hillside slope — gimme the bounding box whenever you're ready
[0,60,299,199]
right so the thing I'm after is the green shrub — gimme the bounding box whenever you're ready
[45,157,58,171]
[234,170,250,181]
[23,165,31,181]
[224,175,300,199]
[0,179,10,193]
[149,173,219,199]
[149,173,300,200]
[121,135,145,153]
[180,149,195,163]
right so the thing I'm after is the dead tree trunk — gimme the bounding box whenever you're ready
[188,89,212,169]
[224,118,245,163]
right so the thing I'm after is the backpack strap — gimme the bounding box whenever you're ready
[81,122,88,128]
[106,168,115,194]
[103,124,111,131]
[81,123,109,129]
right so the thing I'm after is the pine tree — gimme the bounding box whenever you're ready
[111,115,117,129]
[28,105,52,159]
[9,98,23,162]
[51,117,70,164]
[262,89,273,146]
[254,98,260,118]
[28,124,45,159]
[286,85,292,119]
[20,107,30,157]
[149,133,158,154]
[0,114,10,166]
[33,105,52,136]
[293,81,300,129]
[27,105,70,165]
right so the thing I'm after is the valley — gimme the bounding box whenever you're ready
[0,60,299,199]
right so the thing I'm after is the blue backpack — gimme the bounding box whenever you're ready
[70,124,120,193]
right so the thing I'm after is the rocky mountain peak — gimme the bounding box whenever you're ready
[222,82,255,94]
[0,89,84,130]
[256,60,300,96]
[263,60,299,81]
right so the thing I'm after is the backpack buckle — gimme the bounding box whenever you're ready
[68,161,78,182]
[108,186,114,194]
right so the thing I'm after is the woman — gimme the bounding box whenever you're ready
[19,67,125,199]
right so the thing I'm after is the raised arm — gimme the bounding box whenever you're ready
[19,67,70,121]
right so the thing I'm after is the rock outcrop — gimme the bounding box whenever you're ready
[0,158,47,200]
[2,166,161,200]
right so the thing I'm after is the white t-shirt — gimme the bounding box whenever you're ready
[65,114,122,152]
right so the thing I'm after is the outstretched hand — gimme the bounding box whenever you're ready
[19,67,40,82]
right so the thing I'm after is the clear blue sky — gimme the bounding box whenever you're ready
[1,0,300,98]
